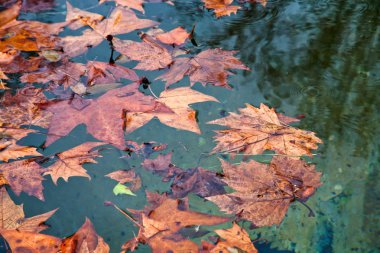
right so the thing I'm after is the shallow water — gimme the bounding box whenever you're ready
[1,0,379,252]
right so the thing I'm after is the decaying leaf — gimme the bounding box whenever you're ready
[44,83,217,149]
[0,127,41,162]
[86,61,138,85]
[208,103,322,157]
[65,1,104,30]
[61,218,110,253]
[106,169,141,191]
[155,27,190,46]
[0,159,45,200]
[156,48,249,88]
[208,222,258,253]
[0,218,109,253]
[0,187,57,233]
[142,153,226,198]
[0,87,52,128]
[43,142,104,185]
[113,35,174,71]
[122,196,229,252]
[203,0,240,18]
[206,157,322,227]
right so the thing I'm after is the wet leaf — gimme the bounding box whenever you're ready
[155,27,190,46]
[106,169,141,191]
[99,0,145,13]
[0,187,57,233]
[43,142,104,185]
[86,61,138,85]
[156,48,249,88]
[208,103,322,157]
[206,157,322,227]
[0,159,45,200]
[113,183,136,196]
[203,0,240,18]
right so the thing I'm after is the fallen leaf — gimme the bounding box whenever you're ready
[0,159,45,200]
[0,127,41,162]
[0,0,21,28]
[61,218,110,253]
[65,1,104,30]
[43,142,104,185]
[156,27,190,46]
[59,29,104,58]
[203,0,240,18]
[86,61,138,85]
[106,169,141,191]
[21,0,55,12]
[0,229,62,253]
[113,183,136,196]
[43,83,173,149]
[206,157,322,227]
[0,87,52,128]
[210,222,258,253]
[208,103,322,157]
[0,187,57,233]
[156,48,249,88]
[113,35,173,70]
[142,153,226,198]
[122,196,230,252]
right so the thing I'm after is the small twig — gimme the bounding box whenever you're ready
[148,85,158,99]
[104,201,143,228]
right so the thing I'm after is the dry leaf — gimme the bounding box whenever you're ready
[106,170,141,191]
[43,142,104,184]
[207,157,322,227]
[208,103,322,157]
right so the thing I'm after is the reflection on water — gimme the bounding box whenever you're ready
[3,0,379,252]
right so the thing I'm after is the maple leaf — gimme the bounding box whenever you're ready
[206,157,322,227]
[203,0,240,18]
[0,127,41,162]
[85,6,159,37]
[43,83,172,149]
[86,61,138,85]
[122,196,230,252]
[43,142,104,185]
[99,0,145,13]
[106,169,141,191]
[113,35,174,71]
[61,218,110,252]
[0,187,57,233]
[153,27,190,46]
[0,159,45,200]
[0,229,62,253]
[204,222,258,253]
[59,29,104,58]
[142,153,226,198]
[65,1,104,30]
[208,103,322,157]
[20,59,87,89]
[0,87,52,128]
[126,86,219,134]
[44,83,217,149]
[0,1,21,28]
[0,218,109,253]
[156,48,249,88]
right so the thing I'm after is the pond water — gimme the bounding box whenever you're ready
[1,0,379,252]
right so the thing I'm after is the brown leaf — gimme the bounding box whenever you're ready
[122,197,229,252]
[0,159,45,200]
[59,29,104,58]
[156,27,190,46]
[0,229,62,253]
[43,142,104,185]
[156,48,249,88]
[206,157,322,227]
[0,87,52,128]
[65,1,104,30]
[43,83,173,149]
[86,61,138,85]
[0,1,21,28]
[0,127,41,162]
[21,0,55,12]
[203,0,240,18]
[61,218,110,253]
[126,87,219,134]
[210,223,258,253]
[113,35,173,70]
[208,103,322,157]
[106,170,141,191]
[87,6,158,37]
[0,187,57,232]
[142,153,226,197]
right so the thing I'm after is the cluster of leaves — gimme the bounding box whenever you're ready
[0,0,323,252]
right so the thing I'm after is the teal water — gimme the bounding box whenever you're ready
[1,0,380,252]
